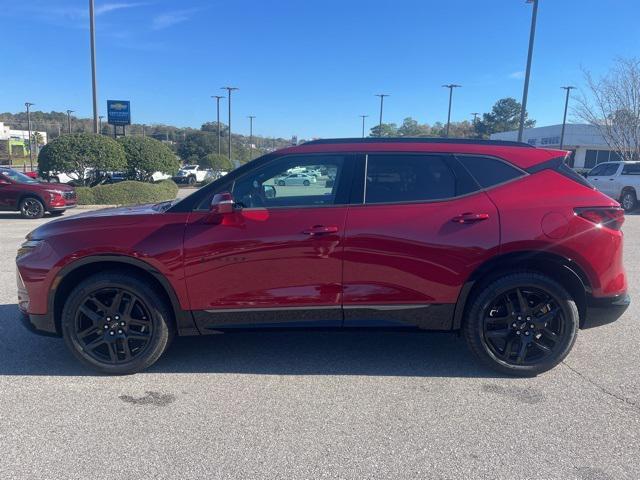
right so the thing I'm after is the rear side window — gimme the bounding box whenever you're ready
[456,155,524,188]
[622,163,640,175]
[364,154,476,204]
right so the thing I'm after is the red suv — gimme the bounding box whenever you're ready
[0,167,76,218]
[16,139,629,375]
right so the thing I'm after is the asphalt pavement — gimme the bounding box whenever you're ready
[0,208,638,479]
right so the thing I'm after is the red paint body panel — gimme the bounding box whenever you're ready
[183,207,348,309]
[0,170,76,212]
[342,191,499,305]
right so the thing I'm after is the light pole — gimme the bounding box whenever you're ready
[66,110,74,134]
[25,102,34,171]
[518,0,539,142]
[559,86,575,149]
[211,95,225,156]
[142,124,146,137]
[442,84,461,137]
[471,112,480,123]
[375,94,389,135]
[359,115,369,138]
[98,115,104,134]
[221,87,238,162]
[89,0,99,133]
[248,115,255,160]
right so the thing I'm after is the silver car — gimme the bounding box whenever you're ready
[276,173,317,186]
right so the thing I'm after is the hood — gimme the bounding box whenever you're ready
[28,202,163,239]
[31,182,75,193]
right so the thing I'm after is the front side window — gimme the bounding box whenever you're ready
[232,155,345,209]
[0,169,38,184]
[587,164,606,176]
[364,154,475,204]
[602,163,620,176]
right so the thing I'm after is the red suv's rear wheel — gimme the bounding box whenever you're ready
[61,272,174,374]
[463,272,579,376]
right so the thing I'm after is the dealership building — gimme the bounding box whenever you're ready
[490,124,621,169]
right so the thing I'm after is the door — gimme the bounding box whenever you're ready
[587,163,619,198]
[342,153,500,330]
[0,172,21,210]
[599,163,622,198]
[183,154,353,331]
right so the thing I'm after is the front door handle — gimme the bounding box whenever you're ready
[451,212,490,224]
[303,225,339,236]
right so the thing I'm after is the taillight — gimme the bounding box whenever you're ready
[574,207,625,231]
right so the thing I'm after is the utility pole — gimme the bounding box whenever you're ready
[89,0,99,133]
[375,94,389,135]
[442,84,461,137]
[248,115,256,160]
[559,86,575,149]
[518,0,539,142]
[471,112,480,123]
[212,95,225,155]
[66,110,74,134]
[359,115,368,138]
[25,102,34,171]
[221,87,238,162]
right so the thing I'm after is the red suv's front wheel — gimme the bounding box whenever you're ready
[463,272,579,376]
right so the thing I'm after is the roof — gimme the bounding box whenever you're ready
[303,137,533,148]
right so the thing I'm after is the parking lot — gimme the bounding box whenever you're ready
[0,208,639,479]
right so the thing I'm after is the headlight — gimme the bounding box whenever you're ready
[17,239,43,258]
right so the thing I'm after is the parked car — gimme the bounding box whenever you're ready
[0,167,76,218]
[173,165,210,185]
[16,138,628,376]
[150,171,173,183]
[586,161,640,211]
[276,173,317,186]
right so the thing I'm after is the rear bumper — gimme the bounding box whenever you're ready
[583,293,630,329]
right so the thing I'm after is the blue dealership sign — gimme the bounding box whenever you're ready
[107,100,131,125]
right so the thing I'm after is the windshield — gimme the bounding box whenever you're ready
[0,169,38,184]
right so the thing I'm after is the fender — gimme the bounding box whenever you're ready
[51,254,199,336]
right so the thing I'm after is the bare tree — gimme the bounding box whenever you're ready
[575,58,640,162]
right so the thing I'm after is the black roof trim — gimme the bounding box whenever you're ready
[302,137,534,148]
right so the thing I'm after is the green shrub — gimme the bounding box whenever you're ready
[77,180,178,205]
[117,136,180,181]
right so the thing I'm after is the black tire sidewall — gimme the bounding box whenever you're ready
[61,272,173,374]
[463,272,579,377]
[622,191,637,212]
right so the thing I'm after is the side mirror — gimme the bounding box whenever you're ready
[209,192,238,215]
[264,185,276,199]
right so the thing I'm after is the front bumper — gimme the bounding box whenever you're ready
[19,311,59,337]
[48,204,76,212]
[583,293,631,329]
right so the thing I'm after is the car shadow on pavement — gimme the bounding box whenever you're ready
[0,303,502,378]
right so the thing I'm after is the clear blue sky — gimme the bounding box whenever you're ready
[2,0,639,138]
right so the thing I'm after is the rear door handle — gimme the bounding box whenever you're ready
[451,212,490,224]
[303,225,339,236]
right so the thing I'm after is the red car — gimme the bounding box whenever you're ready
[0,167,76,218]
[16,138,629,375]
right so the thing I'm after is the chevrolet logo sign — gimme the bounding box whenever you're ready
[110,103,128,111]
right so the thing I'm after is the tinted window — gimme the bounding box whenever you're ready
[232,155,345,208]
[622,163,640,175]
[602,163,620,176]
[587,164,606,176]
[456,155,524,188]
[585,150,598,169]
[364,154,475,204]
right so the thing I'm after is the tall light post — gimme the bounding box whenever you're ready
[359,115,369,138]
[518,0,539,142]
[25,102,34,171]
[375,94,389,135]
[221,87,238,162]
[248,115,256,160]
[442,84,461,137]
[471,112,480,123]
[559,86,575,149]
[211,95,225,155]
[89,0,99,133]
[66,110,74,134]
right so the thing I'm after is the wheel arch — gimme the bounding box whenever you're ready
[17,192,46,211]
[51,255,198,336]
[452,251,590,330]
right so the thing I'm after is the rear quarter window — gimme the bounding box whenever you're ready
[455,155,524,188]
[622,164,640,175]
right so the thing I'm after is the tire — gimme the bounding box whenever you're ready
[620,190,637,212]
[187,176,197,186]
[19,197,45,219]
[61,272,174,374]
[303,180,310,186]
[49,210,65,217]
[463,272,579,377]
[278,180,285,186]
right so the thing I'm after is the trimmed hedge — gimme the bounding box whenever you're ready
[76,180,179,206]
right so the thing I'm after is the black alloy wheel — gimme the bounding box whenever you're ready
[20,197,45,219]
[62,272,173,374]
[464,272,579,376]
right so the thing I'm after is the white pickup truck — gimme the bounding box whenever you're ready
[173,165,211,185]
[586,161,640,211]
